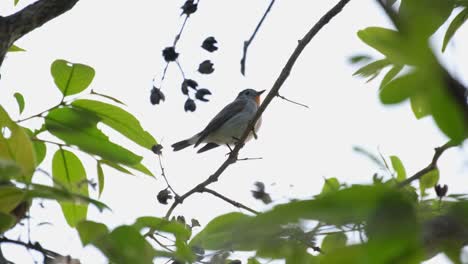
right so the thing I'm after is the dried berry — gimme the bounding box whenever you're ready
[435,184,448,198]
[181,79,198,95]
[150,87,165,105]
[157,189,173,204]
[201,37,218,52]
[151,144,163,155]
[181,0,197,16]
[162,46,179,62]
[191,219,200,228]
[195,89,211,102]
[184,98,196,112]
[198,60,214,74]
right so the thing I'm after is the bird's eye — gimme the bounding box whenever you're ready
[245,91,250,95]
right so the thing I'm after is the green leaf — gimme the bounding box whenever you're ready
[45,107,142,166]
[32,140,46,166]
[97,162,104,197]
[390,155,406,181]
[353,59,391,82]
[77,220,109,245]
[133,217,191,241]
[410,93,431,119]
[52,149,88,227]
[90,90,126,105]
[0,186,25,213]
[0,105,36,181]
[128,162,154,177]
[247,258,262,264]
[399,0,454,38]
[8,44,25,52]
[243,185,403,232]
[321,233,347,253]
[379,71,421,104]
[189,186,417,256]
[101,159,152,178]
[353,146,386,169]
[189,212,251,249]
[94,225,157,263]
[285,246,317,264]
[13,0,19,6]
[100,160,133,175]
[429,81,467,144]
[51,59,95,97]
[24,128,47,166]
[25,183,108,212]
[175,239,196,262]
[72,99,157,150]
[357,27,411,65]
[443,7,468,52]
[320,177,340,195]
[380,65,403,87]
[419,169,440,193]
[348,54,372,64]
[0,212,15,233]
[13,93,25,114]
[0,159,22,182]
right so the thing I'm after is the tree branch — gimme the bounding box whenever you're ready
[0,0,79,67]
[203,188,259,215]
[165,0,352,219]
[398,141,457,188]
[240,0,276,75]
[0,236,62,260]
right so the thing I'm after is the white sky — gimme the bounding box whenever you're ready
[0,0,467,263]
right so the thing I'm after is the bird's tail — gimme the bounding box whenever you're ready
[171,134,199,151]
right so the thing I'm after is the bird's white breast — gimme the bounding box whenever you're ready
[206,99,261,145]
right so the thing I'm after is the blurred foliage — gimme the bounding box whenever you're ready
[352,0,468,144]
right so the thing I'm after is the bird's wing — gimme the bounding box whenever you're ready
[195,99,247,146]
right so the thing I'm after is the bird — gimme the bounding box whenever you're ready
[172,88,265,153]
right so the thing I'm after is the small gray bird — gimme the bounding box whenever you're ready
[172,89,265,153]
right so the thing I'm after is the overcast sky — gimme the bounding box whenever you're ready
[0,0,467,263]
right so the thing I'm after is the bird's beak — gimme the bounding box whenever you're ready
[256,90,266,96]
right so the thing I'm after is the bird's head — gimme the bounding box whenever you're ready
[237,89,266,105]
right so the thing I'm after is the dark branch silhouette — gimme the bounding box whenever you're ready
[240,0,276,75]
[203,188,259,214]
[0,236,64,261]
[0,0,80,67]
[398,141,457,188]
[165,0,352,218]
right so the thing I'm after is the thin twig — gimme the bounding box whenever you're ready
[277,94,310,109]
[148,234,174,253]
[240,0,276,75]
[173,15,190,46]
[398,141,457,188]
[237,157,263,162]
[175,60,186,79]
[16,103,62,123]
[164,0,352,219]
[0,236,62,260]
[203,188,259,215]
[157,154,179,198]
[159,2,195,87]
